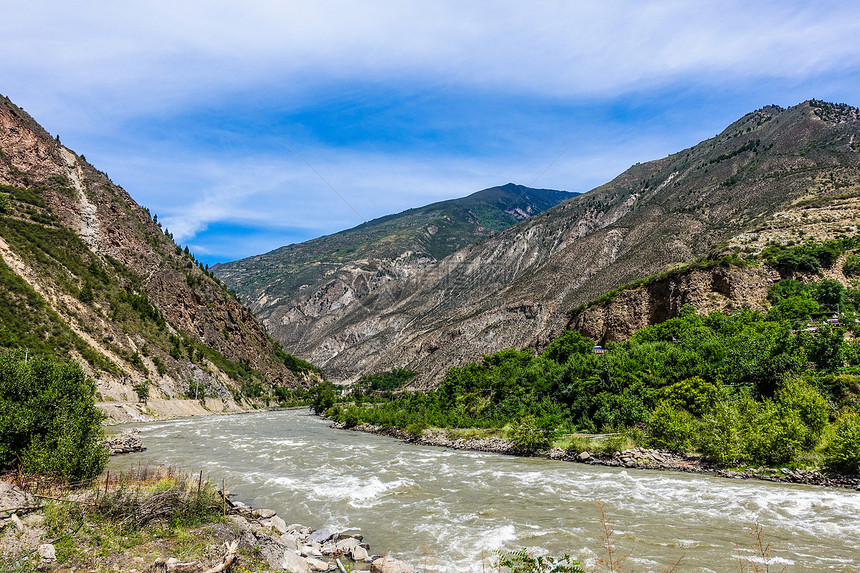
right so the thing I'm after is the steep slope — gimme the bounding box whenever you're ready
[213,184,574,350]
[256,100,860,386]
[0,94,311,402]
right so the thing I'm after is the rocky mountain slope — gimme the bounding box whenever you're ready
[0,94,312,402]
[228,99,859,387]
[213,184,574,351]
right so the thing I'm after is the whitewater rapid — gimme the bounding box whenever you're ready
[109,409,860,572]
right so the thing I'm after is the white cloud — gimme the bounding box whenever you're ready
[5,1,860,124]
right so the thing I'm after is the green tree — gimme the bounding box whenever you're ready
[0,351,108,480]
[133,380,150,404]
[0,193,9,214]
[824,410,860,473]
[310,381,337,414]
[541,331,594,364]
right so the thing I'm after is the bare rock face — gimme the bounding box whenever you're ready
[570,265,782,343]
[219,100,860,387]
[0,94,304,399]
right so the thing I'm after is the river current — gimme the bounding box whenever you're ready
[108,409,860,572]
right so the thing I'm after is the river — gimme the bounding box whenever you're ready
[108,409,860,572]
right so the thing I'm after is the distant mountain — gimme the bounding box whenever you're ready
[0,94,315,403]
[218,99,860,387]
[212,184,576,350]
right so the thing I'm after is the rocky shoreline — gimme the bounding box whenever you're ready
[336,422,860,491]
[0,479,415,573]
[222,496,413,573]
[105,429,147,455]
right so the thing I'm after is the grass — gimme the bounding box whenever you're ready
[3,466,230,572]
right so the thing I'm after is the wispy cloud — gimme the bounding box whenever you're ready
[3,1,860,264]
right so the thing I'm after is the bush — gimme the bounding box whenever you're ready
[0,351,108,480]
[310,381,337,414]
[824,411,860,473]
[697,399,750,466]
[746,401,807,465]
[509,415,552,454]
[647,401,698,453]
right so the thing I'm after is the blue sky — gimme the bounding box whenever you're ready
[4,1,860,265]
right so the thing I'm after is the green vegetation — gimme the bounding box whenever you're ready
[360,368,416,392]
[0,351,107,480]
[7,467,229,572]
[328,275,860,471]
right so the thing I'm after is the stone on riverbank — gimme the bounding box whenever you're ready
[371,555,413,573]
[105,429,146,455]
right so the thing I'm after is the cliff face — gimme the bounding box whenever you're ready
[213,184,575,352]
[0,95,305,401]
[234,100,860,387]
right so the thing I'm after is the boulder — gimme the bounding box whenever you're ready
[371,556,412,573]
[38,543,56,563]
[578,451,591,462]
[264,515,288,534]
[307,527,336,544]
[282,550,312,573]
[335,538,360,552]
[254,508,278,519]
[277,533,299,551]
[258,539,288,570]
[306,557,330,571]
[351,545,369,562]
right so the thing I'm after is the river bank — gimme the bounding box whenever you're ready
[0,471,412,573]
[336,422,860,491]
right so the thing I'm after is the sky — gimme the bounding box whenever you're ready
[3,1,860,265]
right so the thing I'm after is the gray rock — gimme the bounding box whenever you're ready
[239,531,258,550]
[38,543,56,562]
[258,539,287,570]
[10,514,24,531]
[277,533,299,551]
[306,557,330,571]
[307,527,336,544]
[282,550,312,573]
[254,508,278,519]
[287,523,306,534]
[264,515,288,534]
[578,451,591,462]
[335,538,360,552]
[371,556,412,573]
[351,545,369,562]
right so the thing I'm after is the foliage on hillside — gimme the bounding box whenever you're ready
[0,351,107,480]
[330,274,860,470]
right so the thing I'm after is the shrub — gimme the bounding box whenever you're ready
[697,399,750,466]
[844,253,860,277]
[509,415,552,454]
[746,400,806,465]
[775,379,829,448]
[647,401,698,453]
[133,380,150,404]
[661,376,719,416]
[310,381,337,414]
[0,351,108,480]
[824,411,860,473]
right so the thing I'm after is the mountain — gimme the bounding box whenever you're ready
[0,94,314,403]
[217,100,859,387]
[212,184,575,350]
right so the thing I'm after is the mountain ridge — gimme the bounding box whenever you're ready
[0,93,313,403]
[213,183,576,351]
[223,99,860,387]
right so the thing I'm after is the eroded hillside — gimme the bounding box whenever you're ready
[0,94,313,402]
[247,100,860,387]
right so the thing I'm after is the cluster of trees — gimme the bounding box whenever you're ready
[0,351,108,480]
[328,279,860,471]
